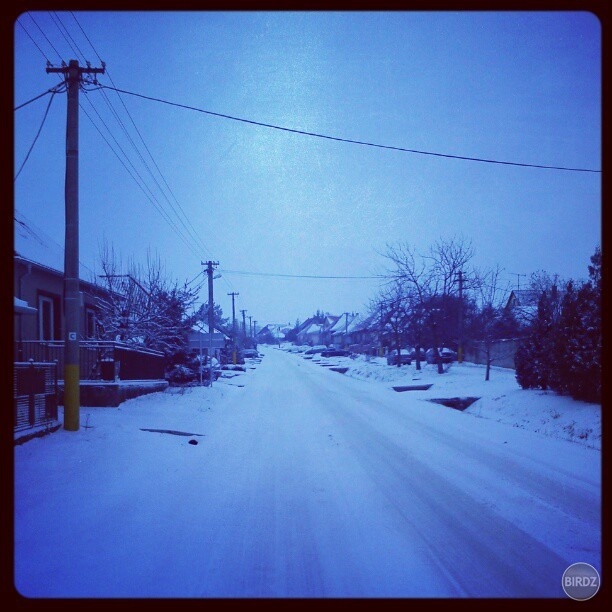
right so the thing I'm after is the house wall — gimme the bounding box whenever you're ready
[14,258,105,344]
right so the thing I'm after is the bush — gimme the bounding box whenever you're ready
[515,248,601,404]
[167,364,197,385]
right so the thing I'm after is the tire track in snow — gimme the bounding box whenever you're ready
[277,350,597,596]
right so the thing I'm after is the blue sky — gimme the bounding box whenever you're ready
[13,11,601,326]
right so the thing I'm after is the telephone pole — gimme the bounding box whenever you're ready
[46,59,105,431]
[457,270,464,364]
[228,292,239,364]
[240,309,247,337]
[203,261,219,386]
[248,315,253,338]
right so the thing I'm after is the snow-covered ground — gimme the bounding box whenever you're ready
[13,348,601,598]
[314,352,601,450]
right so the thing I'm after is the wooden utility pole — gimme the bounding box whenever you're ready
[46,59,104,431]
[343,312,350,348]
[203,261,219,386]
[458,270,464,364]
[228,292,239,364]
[248,315,253,338]
[240,309,247,337]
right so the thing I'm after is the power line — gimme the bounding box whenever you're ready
[14,209,99,279]
[99,84,601,174]
[19,14,225,294]
[70,11,215,261]
[24,13,213,264]
[49,11,86,64]
[17,14,214,278]
[219,269,386,280]
[14,83,65,111]
[14,89,60,181]
[27,12,64,63]
[17,20,52,63]
[79,101,203,260]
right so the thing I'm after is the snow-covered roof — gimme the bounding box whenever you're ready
[300,322,323,335]
[14,296,37,314]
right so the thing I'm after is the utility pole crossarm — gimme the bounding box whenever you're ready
[46,65,105,74]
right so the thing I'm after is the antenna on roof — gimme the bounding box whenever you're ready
[510,272,527,291]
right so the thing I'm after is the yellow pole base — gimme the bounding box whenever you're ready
[64,364,80,431]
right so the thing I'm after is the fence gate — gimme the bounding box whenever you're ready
[14,361,58,432]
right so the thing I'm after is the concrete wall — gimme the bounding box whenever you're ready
[464,338,520,369]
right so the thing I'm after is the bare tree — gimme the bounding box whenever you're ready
[375,282,413,367]
[95,243,197,356]
[382,236,476,373]
[382,242,432,370]
[427,236,475,298]
[473,265,513,381]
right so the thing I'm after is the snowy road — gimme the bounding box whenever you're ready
[14,348,600,598]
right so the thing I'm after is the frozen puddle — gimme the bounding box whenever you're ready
[428,397,480,411]
[392,384,433,392]
[140,428,204,436]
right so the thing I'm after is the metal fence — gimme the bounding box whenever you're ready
[14,361,58,432]
[14,341,166,381]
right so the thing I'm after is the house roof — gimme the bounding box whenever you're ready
[14,254,103,291]
[14,296,37,315]
[301,323,319,335]
[505,289,541,309]
[330,313,360,334]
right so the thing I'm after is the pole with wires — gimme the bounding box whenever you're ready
[228,292,239,364]
[241,310,247,339]
[46,59,104,431]
[203,261,219,387]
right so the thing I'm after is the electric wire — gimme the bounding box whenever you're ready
[219,269,386,280]
[30,13,216,268]
[27,12,65,63]
[18,13,230,300]
[79,101,203,261]
[14,83,65,111]
[15,209,99,279]
[91,83,211,259]
[99,84,601,174]
[49,11,86,64]
[70,11,215,261]
[14,89,59,182]
[16,20,52,64]
[73,9,226,299]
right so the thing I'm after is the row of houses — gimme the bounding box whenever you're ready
[294,312,381,351]
[15,249,543,365]
[14,253,235,375]
[284,289,542,357]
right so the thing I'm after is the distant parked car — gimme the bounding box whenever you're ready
[320,348,351,358]
[425,347,457,364]
[304,345,327,355]
[386,349,412,366]
[242,348,260,358]
[408,347,427,361]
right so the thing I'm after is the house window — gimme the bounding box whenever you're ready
[86,309,96,339]
[38,296,56,340]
